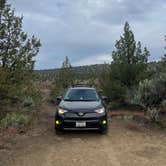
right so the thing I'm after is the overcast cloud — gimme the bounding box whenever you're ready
[9,0,166,69]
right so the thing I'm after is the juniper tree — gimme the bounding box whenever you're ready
[51,56,75,103]
[111,22,150,88]
[0,0,6,10]
[62,56,71,68]
[160,35,166,73]
[58,56,74,88]
[162,35,166,62]
[101,22,150,102]
[0,1,41,104]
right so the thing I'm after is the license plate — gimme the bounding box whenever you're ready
[76,121,86,127]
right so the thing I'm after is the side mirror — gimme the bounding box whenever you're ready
[56,96,62,103]
[98,90,103,95]
[101,96,108,101]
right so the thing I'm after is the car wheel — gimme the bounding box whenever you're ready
[55,128,63,135]
[99,128,108,135]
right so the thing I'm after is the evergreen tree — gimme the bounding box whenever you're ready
[58,56,74,88]
[62,56,71,68]
[0,1,41,104]
[160,35,166,72]
[111,22,150,88]
[51,56,75,103]
[100,22,150,102]
[0,0,6,10]
[135,41,142,63]
[112,22,136,65]
[162,35,166,62]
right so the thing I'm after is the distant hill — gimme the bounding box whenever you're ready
[35,61,161,82]
[35,64,110,81]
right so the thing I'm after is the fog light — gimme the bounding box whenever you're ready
[102,120,107,125]
[55,120,60,125]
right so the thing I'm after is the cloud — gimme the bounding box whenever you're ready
[92,0,161,25]
[8,0,166,69]
[74,53,112,66]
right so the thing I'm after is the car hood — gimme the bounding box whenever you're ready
[59,100,102,112]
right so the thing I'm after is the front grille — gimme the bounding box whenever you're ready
[64,112,98,120]
[65,117,98,121]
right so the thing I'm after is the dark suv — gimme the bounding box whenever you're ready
[55,85,108,134]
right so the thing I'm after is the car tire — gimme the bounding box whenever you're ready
[55,128,63,135]
[99,128,108,135]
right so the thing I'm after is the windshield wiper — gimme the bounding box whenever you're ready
[64,99,74,101]
[82,100,98,102]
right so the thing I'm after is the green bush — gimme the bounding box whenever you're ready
[20,86,42,107]
[160,117,166,128]
[145,108,166,128]
[0,113,31,129]
[131,73,166,127]
[147,108,159,123]
[100,70,126,102]
[126,88,139,105]
[133,79,155,107]
[22,96,35,107]
[160,100,166,111]
[105,80,126,102]
[132,73,166,108]
[49,94,58,104]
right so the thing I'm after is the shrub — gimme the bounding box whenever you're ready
[22,96,34,107]
[160,117,166,128]
[132,73,166,108]
[48,95,57,104]
[145,108,166,128]
[135,79,156,107]
[106,80,126,102]
[100,70,126,103]
[0,113,31,129]
[160,100,166,111]
[147,108,159,123]
[21,86,42,107]
[126,88,140,105]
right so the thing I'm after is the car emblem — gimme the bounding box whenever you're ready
[78,112,84,116]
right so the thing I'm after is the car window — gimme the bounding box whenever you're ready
[64,89,99,101]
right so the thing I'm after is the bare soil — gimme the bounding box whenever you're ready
[1,104,166,166]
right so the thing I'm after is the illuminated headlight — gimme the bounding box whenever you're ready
[95,108,105,114]
[58,108,68,114]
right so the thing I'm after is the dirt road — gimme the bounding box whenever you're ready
[1,104,166,166]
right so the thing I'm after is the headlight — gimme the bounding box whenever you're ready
[95,108,105,114]
[58,108,68,114]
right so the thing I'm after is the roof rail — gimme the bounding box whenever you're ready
[71,84,94,88]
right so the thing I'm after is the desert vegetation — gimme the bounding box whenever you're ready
[0,0,166,130]
[39,23,166,127]
[0,1,166,166]
[0,0,41,128]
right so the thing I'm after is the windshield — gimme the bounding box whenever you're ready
[64,89,99,101]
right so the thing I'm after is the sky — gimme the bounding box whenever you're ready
[8,0,166,69]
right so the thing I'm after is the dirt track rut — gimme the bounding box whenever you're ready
[1,105,166,166]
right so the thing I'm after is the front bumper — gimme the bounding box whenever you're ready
[55,113,107,131]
